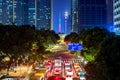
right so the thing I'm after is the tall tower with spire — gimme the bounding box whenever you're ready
[58,12,62,33]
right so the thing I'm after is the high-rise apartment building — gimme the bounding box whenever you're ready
[71,0,107,33]
[113,0,120,35]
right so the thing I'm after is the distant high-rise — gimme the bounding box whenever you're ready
[0,0,51,30]
[0,0,28,25]
[28,0,35,26]
[1,0,13,25]
[64,12,71,34]
[13,0,28,25]
[71,0,78,33]
[37,0,51,30]
[0,0,3,23]
[113,0,120,35]
[71,0,107,33]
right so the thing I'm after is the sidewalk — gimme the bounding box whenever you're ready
[0,68,7,78]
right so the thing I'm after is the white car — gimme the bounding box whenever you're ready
[66,75,72,80]
[66,69,73,76]
[65,65,71,70]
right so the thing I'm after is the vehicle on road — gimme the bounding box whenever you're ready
[66,69,73,76]
[78,71,86,80]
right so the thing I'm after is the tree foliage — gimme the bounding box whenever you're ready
[0,25,60,64]
[65,27,120,80]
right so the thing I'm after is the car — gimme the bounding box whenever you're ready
[79,71,86,80]
[34,66,40,70]
[66,69,73,76]
[64,62,70,65]
[74,63,79,68]
[66,75,72,80]
[34,70,46,77]
[75,67,82,72]
[34,66,47,77]
[65,63,71,70]
[54,69,61,75]
[54,66,61,70]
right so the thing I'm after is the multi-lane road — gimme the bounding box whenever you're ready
[0,43,86,80]
[47,52,86,80]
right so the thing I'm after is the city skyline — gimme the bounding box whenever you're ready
[0,0,115,34]
[0,0,51,30]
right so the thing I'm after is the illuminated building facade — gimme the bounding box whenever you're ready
[71,0,78,33]
[28,0,35,26]
[37,0,51,30]
[71,0,107,33]
[64,12,71,34]
[0,0,2,23]
[1,0,13,25]
[0,0,28,25]
[13,0,28,25]
[0,0,51,30]
[113,0,120,35]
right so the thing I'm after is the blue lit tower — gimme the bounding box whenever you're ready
[113,0,120,35]
[58,12,61,33]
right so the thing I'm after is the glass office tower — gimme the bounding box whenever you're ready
[0,0,51,30]
[71,0,107,33]
[113,0,120,35]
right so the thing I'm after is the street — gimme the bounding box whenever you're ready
[0,43,86,80]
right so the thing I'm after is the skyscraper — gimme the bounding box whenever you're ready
[13,0,28,25]
[71,0,107,33]
[113,0,120,35]
[28,0,35,26]
[37,0,51,30]
[71,0,78,33]
[0,0,51,30]
[1,0,13,25]
[0,0,2,23]
[0,0,28,25]
[107,0,113,31]
[64,12,71,34]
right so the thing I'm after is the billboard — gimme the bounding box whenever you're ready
[68,43,83,51]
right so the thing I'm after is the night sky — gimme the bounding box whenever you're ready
[53,0,71,33]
